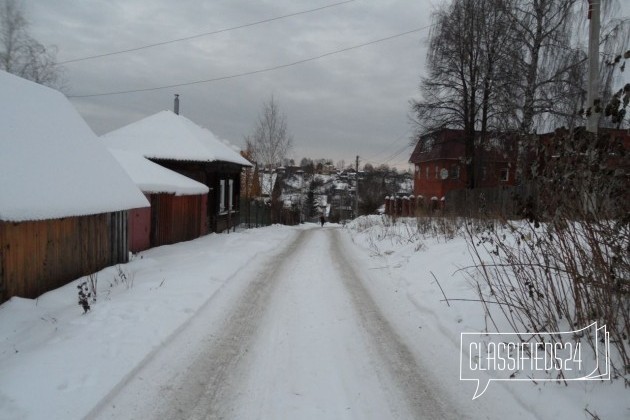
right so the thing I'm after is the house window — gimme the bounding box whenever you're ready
[415,164,420,174]
[450,165,460,179]
[228,179,234,211]
[500,168,509,182]
[220,179,226,213]
[425,166,429,179]
[423,136,435,152]
[435,165,439,179]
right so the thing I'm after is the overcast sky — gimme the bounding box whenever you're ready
[24,0,438,169]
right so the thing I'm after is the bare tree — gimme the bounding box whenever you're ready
[501,1,630,177]
[412,0,513,188]
[501,0,580,133]
[596,14,630,129]
[246,96,293,193]
[0,0,61,87]
[411,0,629,185]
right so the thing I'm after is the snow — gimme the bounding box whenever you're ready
[0,225,301,419]
[343,216,628,419]
[101,110,251,167]
[0,71,149,222]
[0,218,626,419]
[398,177,413,193]
[108,149,209,196]
[260,172,277,196]
[283,173,305,189]
[222,230,425,419]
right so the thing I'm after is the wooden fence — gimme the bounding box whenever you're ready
[150,194,206,247]
[0,211,129,303]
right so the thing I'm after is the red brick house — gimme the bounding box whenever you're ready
[409,129,517,203]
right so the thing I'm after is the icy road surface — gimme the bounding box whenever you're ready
[90,228,457,419]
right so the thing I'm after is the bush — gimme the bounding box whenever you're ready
[466,129,629,382]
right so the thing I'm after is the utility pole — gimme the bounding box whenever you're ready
[584,0,601,215]
[355,155,359,219]
[586,0,600,134]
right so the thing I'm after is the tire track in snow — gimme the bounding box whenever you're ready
[164,229,311,419]
[88,229,308,420]
[330,229,457,419]
[92,227,458,419]
[219,227,457,419]
[220,227,416,419]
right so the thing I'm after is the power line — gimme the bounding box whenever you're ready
[68,24,434,98]
[363,141,413,168]
[380,142,413,165]
[59,0,356,64]
[364,128,411,162]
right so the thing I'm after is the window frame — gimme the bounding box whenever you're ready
[228,179,234,211]
[499,167,509,182]
[219,179,226,213]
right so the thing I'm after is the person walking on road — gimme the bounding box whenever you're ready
[319,214,325,227]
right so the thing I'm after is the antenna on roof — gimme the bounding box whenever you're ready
[174,94,180,115]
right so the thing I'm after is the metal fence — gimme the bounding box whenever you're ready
[239,198,273,228]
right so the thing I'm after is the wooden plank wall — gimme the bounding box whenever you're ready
[110,211,128,264]
[0,212,128,304]
[150,194,204,247]
[128,207,151,253]
[148,159,245,234]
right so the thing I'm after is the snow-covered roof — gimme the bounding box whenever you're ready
[0,71,149,222]
[109,149,209,196]
[101,110,251,167]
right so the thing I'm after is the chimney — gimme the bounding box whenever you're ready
[174,94,180,115]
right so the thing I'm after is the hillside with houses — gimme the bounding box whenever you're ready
[243,162,413,226]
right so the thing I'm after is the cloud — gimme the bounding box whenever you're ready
[26,0,432,168]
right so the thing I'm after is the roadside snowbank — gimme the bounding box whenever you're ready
[0,225,301,420]
[343,215,628,420]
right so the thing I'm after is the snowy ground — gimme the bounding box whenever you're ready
[0,219,627,419]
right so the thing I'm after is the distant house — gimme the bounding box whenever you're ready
[409,128,517,202]
[0,71,149,304]
[102,111,252,233]
[109,150,209,252]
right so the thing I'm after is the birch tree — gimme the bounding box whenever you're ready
[246,96,293,195]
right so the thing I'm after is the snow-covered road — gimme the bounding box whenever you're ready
[4,221,619,419]
[90,228,455,419]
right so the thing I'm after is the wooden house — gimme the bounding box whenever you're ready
[0,71,149,304]
[102,111,252,233]
[109,149,210,252]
